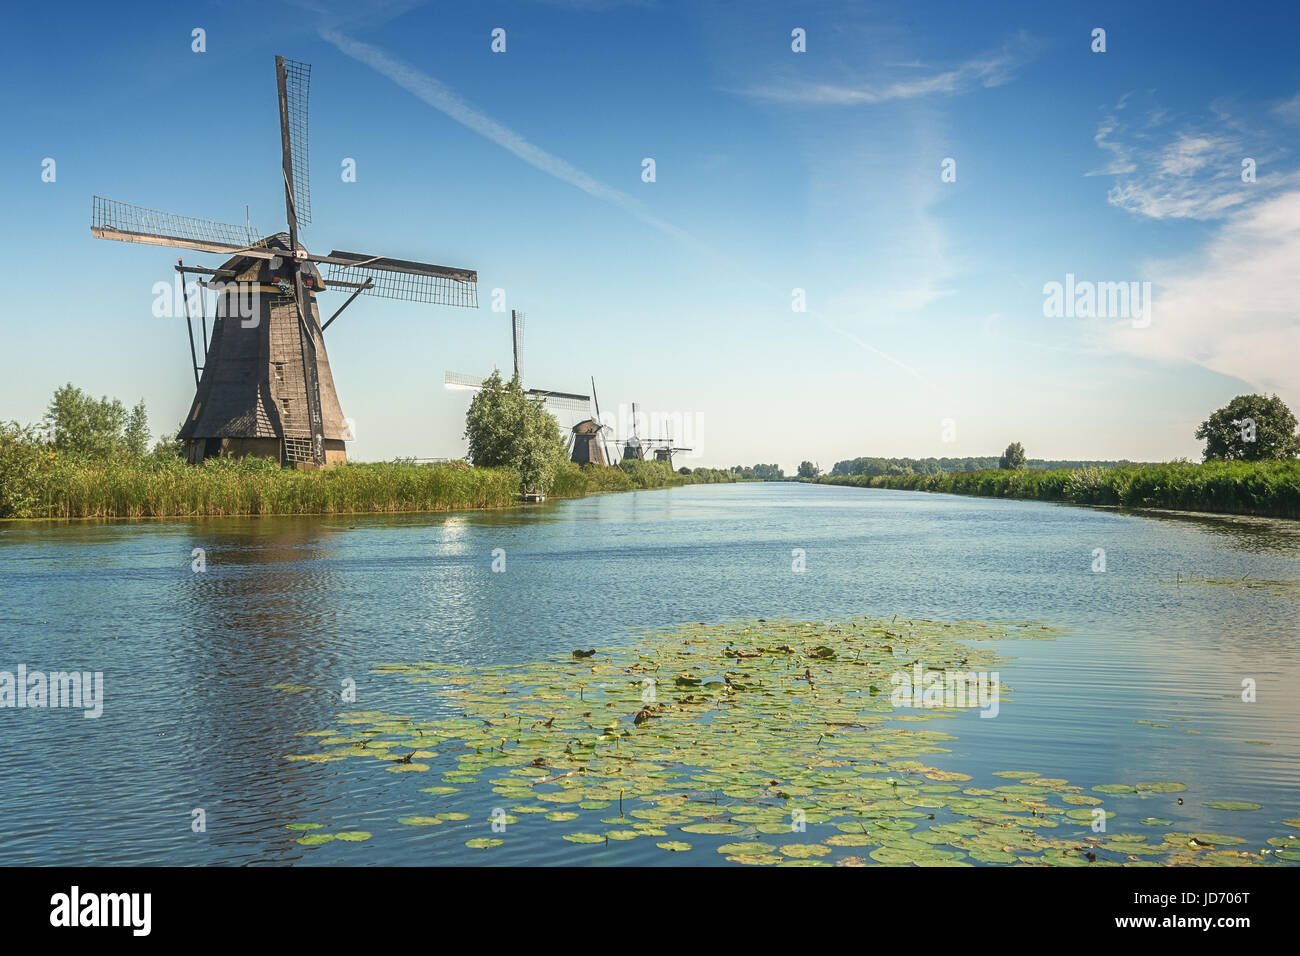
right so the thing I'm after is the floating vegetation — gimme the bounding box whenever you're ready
[1166,576,1300,597]
[281,615,1294,866]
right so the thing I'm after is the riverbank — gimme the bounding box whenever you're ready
[816,459,1300,519]
[0,457,733,519]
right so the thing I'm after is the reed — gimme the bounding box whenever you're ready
[4,455,736,519]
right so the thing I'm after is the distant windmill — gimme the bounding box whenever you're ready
[619,401,645,462]
[568,378,618,466]
[648,419,693,470]
[91,55,478,467]
[445,309,589,412]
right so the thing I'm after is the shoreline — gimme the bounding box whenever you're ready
[813,460,1300,521]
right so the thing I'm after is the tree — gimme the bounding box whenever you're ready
[1195,394,1300,462]
[999,442,1026,470]
[43,384,128,458]
[122,400,150,457]
[797,460,819,479]
[463,370,567,494]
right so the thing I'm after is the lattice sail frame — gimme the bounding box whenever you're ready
[443,371,589,412]
[92,196,262,251]
[281,57,312,226]
[326,260,479,307]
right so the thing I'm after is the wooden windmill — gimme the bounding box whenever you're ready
[90,55,478,468]
[648,421,693,470]
[619,401,646,462]
[568,378,617,466]
[445,309,589,412]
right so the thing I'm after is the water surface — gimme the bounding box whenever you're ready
[1,483,1297,865]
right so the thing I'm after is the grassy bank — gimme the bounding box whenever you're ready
[816,459,1300,519]
[0,455,734,520]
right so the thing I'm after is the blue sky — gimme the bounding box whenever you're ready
[2,0,1297,469]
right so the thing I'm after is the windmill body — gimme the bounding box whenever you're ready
[178,236,349,465]
[567,377,617,466]
[91,55,478,468]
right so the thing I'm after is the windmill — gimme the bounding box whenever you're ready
[444,309,589,413]
[568,378,618,466]
[90,55,478,468]
[648,420,693,470]
[619,401,646,462]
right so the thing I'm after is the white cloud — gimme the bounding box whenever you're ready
[1101,190,1300,408]
[739,35,1035,106]
[1089,96,1297,220]
[1272,90,1300,124]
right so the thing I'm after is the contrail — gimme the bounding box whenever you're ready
[319,27,704,252]
[319,26,930,386]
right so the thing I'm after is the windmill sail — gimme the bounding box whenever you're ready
[323,251,478,307]
[92,196,269,256]
[445,371,589,411]
[276,56,312,228]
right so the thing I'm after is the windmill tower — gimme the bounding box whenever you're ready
[568,378,617,466]
[620,402,645,462]
[445,309,589,413]
[91,56,478,468]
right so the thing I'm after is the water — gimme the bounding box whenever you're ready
[1,482,1297,865]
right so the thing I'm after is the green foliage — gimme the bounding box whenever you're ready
[818,459,1300,519]
[797,460,820,479]
[122,400,150,456]
[1195,393,1300,462]
[729,463,784,480]
[43,384,132,458]
[463,370,567,495]
[828,456,1136,477]
[0,422,57,518]
[999,442,1027,470]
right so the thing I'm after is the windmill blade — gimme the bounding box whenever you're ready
[322,251,478,307]
[91,196,271,257]
[443,372,586,411]
[527,390,589,413]
[275,55,312,229]
[591,377,602,422]
[512,310,525,379]
[445,370,489,390]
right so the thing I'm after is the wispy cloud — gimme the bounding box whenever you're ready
[1089,94,1298,220]
[1274,90,1300,124]
[739,34,1036,106]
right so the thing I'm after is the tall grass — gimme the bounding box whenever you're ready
[4,456,736,519]
[818,459,1300,519]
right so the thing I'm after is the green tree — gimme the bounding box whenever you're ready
[797,460,819,479]
[1195,394,1300,462]
[999,442,1026,470]
[43,384,128,458]
[122,400,151,456]
[463,370,567,494]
